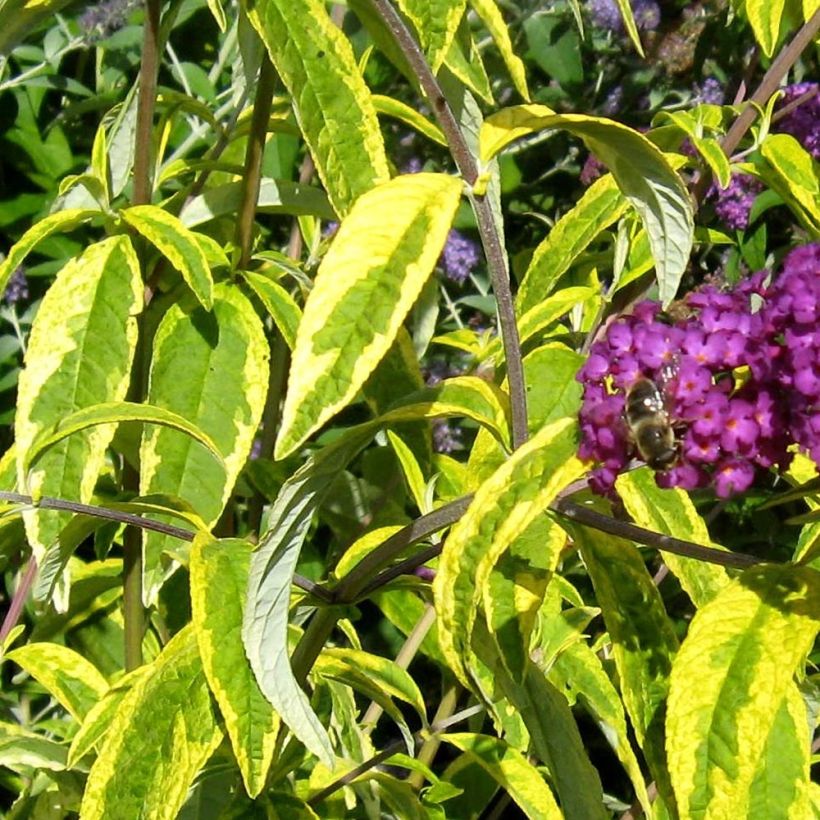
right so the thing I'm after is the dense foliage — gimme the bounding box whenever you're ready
[0,0,818,817]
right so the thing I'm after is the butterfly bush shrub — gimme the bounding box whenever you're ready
[0,0,818,818]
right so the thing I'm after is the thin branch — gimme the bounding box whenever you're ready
[307,701,483,806]
[330,495,472,603]
[132,0,162,207]
[369,0,529,450]
[407,683,459,789]
[0,491,195,541]
[326,484,764,605]
[552,499,762,569]
[0,558,37,645]
[692,8,820,205]
[0,491,328,604]
[235,57,277,268]
[361,603,437,732]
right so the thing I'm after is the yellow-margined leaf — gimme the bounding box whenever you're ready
[516,175,627,312]
[433,417,584,685]
[758,134,820,236]
[468,0,530,100]
[748,682,813,818]
[667,564,820,820]
[396,0,466,72]
[275,173,463,459]
[25,401,224,474]
[68,667,152,767]
[550,641,653,816]
[373,95,446,146]
[6,643,107,722]
[617,468,730,607]
[743,0,786,56]
[190,536,279,798]
[443,733,561,819]
[570,525,678,803]
[0,209,99,296]
[481,106,693,306]
[245,0,389,216]
[120,204,213,309]
[15,236,142,558]
[240,269,301,350]
[79,627,222,820]
[140,284,268,605]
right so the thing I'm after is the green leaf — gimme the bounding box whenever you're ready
[743,0,786,56]
[68,667,152,767]
[120,205,213,309]
[486,648,608,820]
[485,287,595,363]
[0,722,67,773]
[748,682,813,818]
[141,285,268,605]
[314,648,422,753]
[433,417,584,684]
[373,94,446,145]
[318,647,427,725]
[550,641,652,816]
[240,269,302,350]
[517,175,627,312]
[180,178,336,227]
[244,431,377,766]
[692,135,732,188]
[6,642,108,722]
[386,430,427,511]
[667,565,820,820]
[245,0,389,216]
[443,733,561,819]
[25,401,224,474]
[396,0,466,72]
[616,468,730,607]
[467,343,583,493]
[481,106,694,306]
[442,28,493,104]
[0,0,75,55]
[386,376,512,451]
[570,525,678,800]
[522,13,583,91]
[0,209,99,297]
[483,516,565,680]
[468,0,529,100]
[190,536,279,798]
[275,173,462,458]
[80,627,222,820]
[757,134,820,236]
[15,236,142,557]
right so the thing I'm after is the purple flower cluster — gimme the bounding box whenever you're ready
[440,229,480,284]
[709,173,764,231]
[577,243,820,497]
[773,82,820,159]
[433,420,464,454]
[3,266,29,305]
[760,244,820,466]
[694,77,724,105]
[588,0,661,33]
[78,0,137,41]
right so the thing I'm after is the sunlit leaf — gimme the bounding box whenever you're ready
[80,627,222,820]
[667,565,820,819]
[275,173,462,458]
[481,106,693,305]
[245,0,389,215]
[15,237,142,558]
